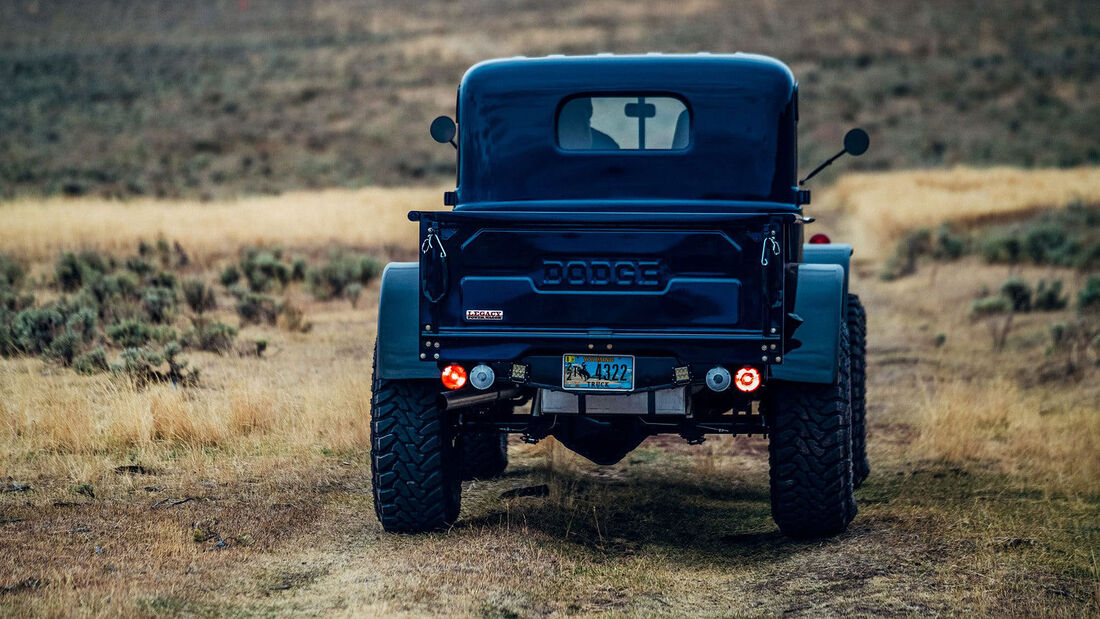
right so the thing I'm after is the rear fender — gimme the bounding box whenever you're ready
[377,263,437,380]
[801,243,851,320]
[771,263,844,384]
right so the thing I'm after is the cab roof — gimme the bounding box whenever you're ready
[455,53,800,206]
[460,53,796,98]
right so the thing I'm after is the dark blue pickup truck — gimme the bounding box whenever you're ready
[371,54,869,538]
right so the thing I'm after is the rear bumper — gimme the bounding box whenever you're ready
[427,352,771,395]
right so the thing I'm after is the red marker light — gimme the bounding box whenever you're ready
[734,367,762,392]
[441,364,467,390]
[809,233,831,244]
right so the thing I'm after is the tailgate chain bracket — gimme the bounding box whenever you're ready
[760,233,781,266]
[421,226,450,303]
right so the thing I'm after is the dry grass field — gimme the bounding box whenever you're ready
[1,168,1099,616]
[0,187,442,263]
[822,166,1100,256]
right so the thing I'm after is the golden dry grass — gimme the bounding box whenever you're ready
[819,166,1100,256]
[1,168,1098,615]
[1,305,376,464]
[0,187,446,263]
[917,377,1100,488]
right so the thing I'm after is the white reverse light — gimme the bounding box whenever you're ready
[469,364,496,390]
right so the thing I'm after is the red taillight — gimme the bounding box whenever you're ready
[441,364,467,390]
[734,367,762,392]
[809,233,831,244]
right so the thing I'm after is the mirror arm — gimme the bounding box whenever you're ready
[799,148,845,186]
[449,139,457,150]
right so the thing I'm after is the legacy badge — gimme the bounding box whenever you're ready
[465,309,503,321]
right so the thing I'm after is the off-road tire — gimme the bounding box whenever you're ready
[766,326,856,538]
[370,348,461,533]
[460,429,509,481]
[847,294,869,488]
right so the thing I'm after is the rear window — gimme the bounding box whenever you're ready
[557,95,690,151]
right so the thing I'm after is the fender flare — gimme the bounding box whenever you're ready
[771,263,845,384]
[376,262,437,380]
[800,243,852,320]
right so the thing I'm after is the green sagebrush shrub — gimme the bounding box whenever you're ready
[11,306,65,354]
[182,278,217,315]
[0,286,34,312]
[343,282,363,308]
[1034,280,1069,311]
[880,225,967,281]
[65,307,98,342]
[235,291,281,325]
[291,256,308,281]
[2,302,96,359]
[55,250,114,292]
[970,295,1013,318]
[307,252,382,300]
[73,347,110,375]
[113,344,198,387]
[46,331,81,366]
[106,318,175,349]
[219,264,241,287]
[0,254,26,288]
[240,248,292,292]
[1079,276,1100,314]
[113,347,198,384]
[1000,278,1032,312]
[141,286,177,323]
[183,320,237,353]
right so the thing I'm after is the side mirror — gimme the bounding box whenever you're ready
[799,127,871,186]
[430,116,457,149]
[843,128,869,156]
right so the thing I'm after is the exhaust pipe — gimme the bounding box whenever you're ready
[441,387,521,411]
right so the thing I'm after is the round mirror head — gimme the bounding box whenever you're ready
[430,116,456,144]
[844,128,869,156]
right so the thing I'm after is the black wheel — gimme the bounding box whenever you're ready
[460,429,509,481]
[765,325,856,538]
[370,347,460,533]
[847,294,869,488]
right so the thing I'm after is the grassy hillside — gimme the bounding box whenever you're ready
[819,166,1100,255]
[1,0,1098,199]
[1,169,1097,614]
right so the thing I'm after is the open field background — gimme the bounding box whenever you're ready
[1,0,1098,199]
[1,168,1098,616]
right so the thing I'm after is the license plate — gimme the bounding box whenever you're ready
[562,354,634,391]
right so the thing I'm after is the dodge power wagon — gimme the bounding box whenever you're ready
[370,53,870,538]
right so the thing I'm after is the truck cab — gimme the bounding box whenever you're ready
[371,54,869,539]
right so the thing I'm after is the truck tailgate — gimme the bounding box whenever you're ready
[413,210,792,360]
